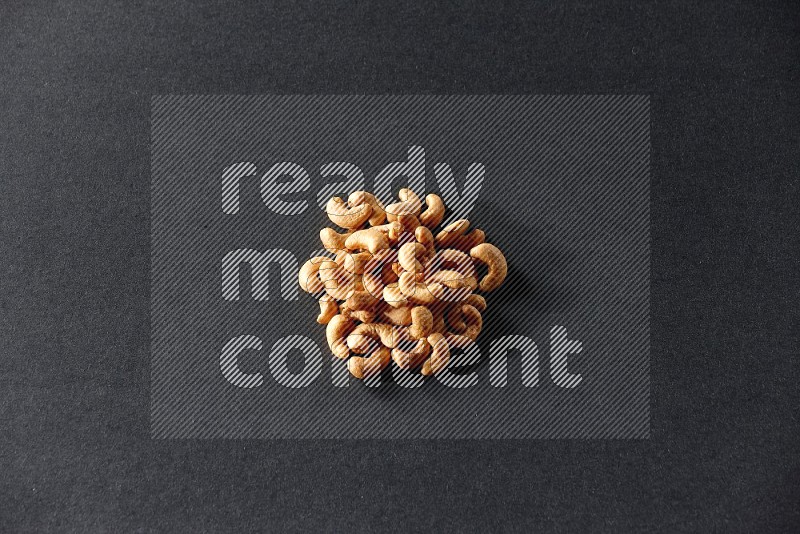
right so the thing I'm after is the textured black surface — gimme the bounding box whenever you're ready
[1,1,798,531]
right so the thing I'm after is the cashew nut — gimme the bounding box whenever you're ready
[320,227,351,252]
[421,333,450,376]
[398,242,426,274]
[301,187,506,379]
[380,305,413,326]
[298,256,330,294]
[317,295,338,324]
[419,193,445,228]
[408,305,433,339]
[326,314,354,359]
[435,219,470,248]
[345,228,389,254]
[470,243,507,292]
[317,260,355,300]
[348,346,391,379]
[326,196,372,229]
[348,191,386,226]
[391,337,431,369]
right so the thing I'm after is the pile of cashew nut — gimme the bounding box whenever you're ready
[298,188,507,379]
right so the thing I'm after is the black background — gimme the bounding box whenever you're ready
[2,1,798,531]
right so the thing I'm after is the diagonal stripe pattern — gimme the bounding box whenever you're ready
[151,95,650,439]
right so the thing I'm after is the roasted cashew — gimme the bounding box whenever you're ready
[346,322,400,350]
[408,305,433,339]
[348,191,386,226]
[421,333,450,376]
[415,226,436,258]
[348,346,391,379]
[298,256,330,294]
[419,193,445,229]
[462,294,487,313]
[398,272,443,305]
[398,242,426,274]
[448,228,485,252]
[317,260,356,300]
[435,219,470,248]
[326,196,372,229]
[320,227,351,252]
[382,282,409,308]
[341,308,377,323]
[380,305,413,326]
[345,228,389,254]
[385,190,423,221]
[397,213,421,233]
[336,250,372,275]
[344,290,379,311]
[326,314,354,359]
[302,187,506,378]
[317,295,339,324]
[391,336,431,369]
[470,243,508,292]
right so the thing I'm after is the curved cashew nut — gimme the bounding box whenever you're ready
[341,308,376,323]
[426,269,478,290]
[317,295,338,324]
[344,290,379,311]
[345,228,389,254]
[325,196,372,229]
[470,243,508,292]
[326,314,354,359]
[336,251,372,275]
[421,333,451,376]
[460,304,483,340]
[398,272,444,305]
[435,219,470,248]
[397,214,421,233]
[346,322,400,351]
[463,294,487,313]
[408,306,433,339]
[385,189,423,221]
[426,248,476,277]
[383,282,409,308]
[298,256,330,294]
[380,305,413,326]
[348,191,386,226]
[398,242,426,274]
[448,228,485,252]
[391,337,431,369]
[317,260,355,300]
[415,226,436,258]
[320,227,351,252]
[348,346,391,379]
[419,193,445,229]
